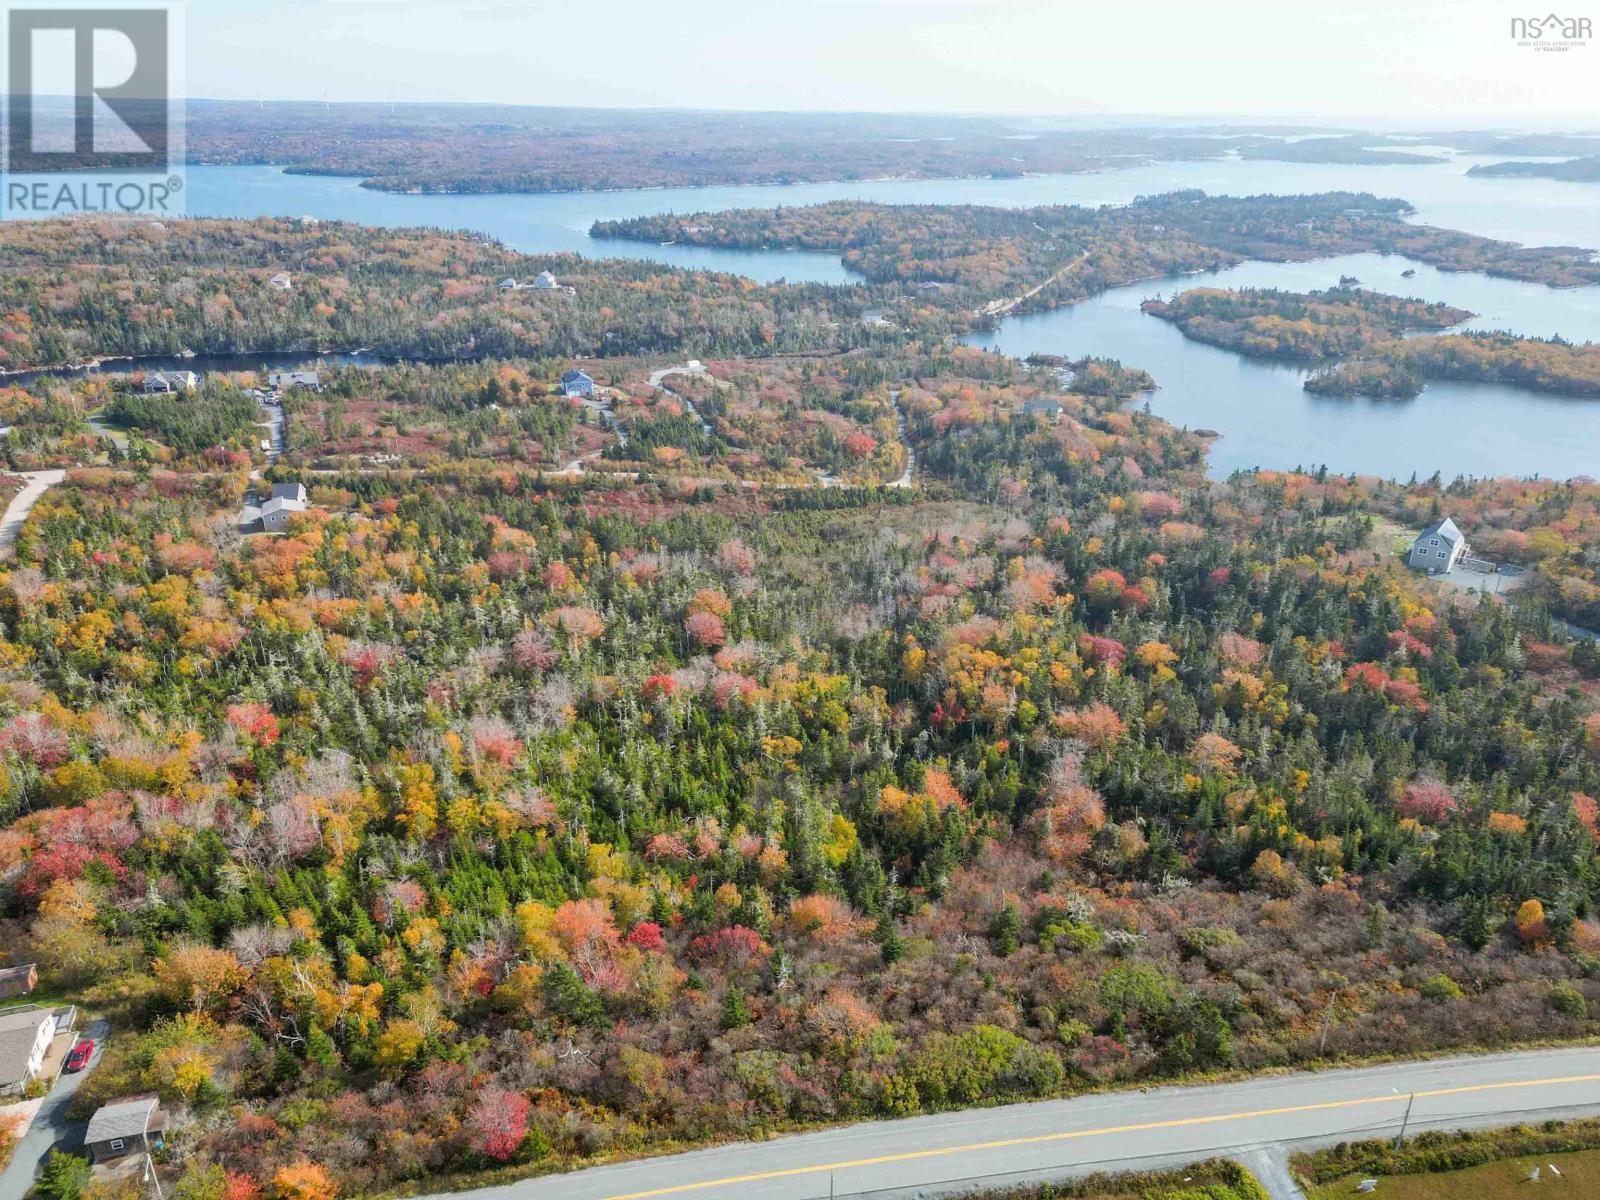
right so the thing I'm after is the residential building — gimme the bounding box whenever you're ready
[0,1006,56,1096]
[145,370,199,394]
[269,272,292,291]
[533,270,559,289]
[0,964,38,1000]
[499,277,519,290]
[270,481,308,504]
[561,369,595,398]
[267,370,320,391]
[1407,517,1469,574]
[85,1096,167,1163]
[1023,398,1065,422]
[259,496,307,532]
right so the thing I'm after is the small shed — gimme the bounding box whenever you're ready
[0,964,37,1000]
[269,273,292,291]
[85,1095,167,1162]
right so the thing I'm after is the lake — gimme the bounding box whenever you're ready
[963,253,1600,480]
[100,157,1600,478]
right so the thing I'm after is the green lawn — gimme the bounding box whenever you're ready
[1306,1147,1600,1200]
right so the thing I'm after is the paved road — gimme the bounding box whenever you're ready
[417,1047,1600,1200]
[0,470,65,554]
[0,1019,108,1200]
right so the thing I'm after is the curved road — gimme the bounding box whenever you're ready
[420,1047,1600,1200]
[0,470,65,554]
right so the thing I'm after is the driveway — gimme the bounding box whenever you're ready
[0,1019,108,1200]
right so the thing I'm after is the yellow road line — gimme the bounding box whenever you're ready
[601,1072,1600,1199]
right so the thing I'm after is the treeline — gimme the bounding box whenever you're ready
[1141,286,1472,361]
[0,218,896,373]
[107,382,261,455]
[1306,332,1600,399]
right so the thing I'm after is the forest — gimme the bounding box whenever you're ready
[108,103,1455,194]
[0,218,891,374]
[3,205,1600,1200]
[3,334,1600,1200]
[594,191,1600,322]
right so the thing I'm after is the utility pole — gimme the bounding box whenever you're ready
[1394,1092,1415,1148]
[144,1152,165,1200]
[1318,992,1336,1055]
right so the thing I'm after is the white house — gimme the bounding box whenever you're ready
[269,272,292,291]
[145,370,199,394]
[1407,517,1468,574]
[0,1007,56,1096]
[533,270,559,290]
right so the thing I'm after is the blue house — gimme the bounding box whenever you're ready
[561,369,595,398]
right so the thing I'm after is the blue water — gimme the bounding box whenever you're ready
[61,157,1600,478]
[964,253,1600,480]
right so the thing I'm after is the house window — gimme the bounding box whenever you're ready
[109,1139,125,1151]
[1429,539,1440,547]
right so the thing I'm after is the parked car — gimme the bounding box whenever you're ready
[65,1039,95,1072]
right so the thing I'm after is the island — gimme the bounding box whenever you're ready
[1139,286,1473,360]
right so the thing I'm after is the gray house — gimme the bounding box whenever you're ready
[270,482,308,504]
[85,1095,167,1163]
[0,1006,56,1096]
[145,370,199,394]
[267,369,320,392]
[259,496,307,532]
[561,369,595,398]
[1408,517,1468,574]
[533,270,559,290]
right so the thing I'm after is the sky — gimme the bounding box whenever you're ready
[185,0,1600,123]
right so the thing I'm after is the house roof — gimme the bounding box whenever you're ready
[86,1096,161,1144]
[561,369,592,383]
[0,1008,52,1087]
[1417,517,1464,546]
[261,497,307,517]
[269,482,306,500]
[0,965,35,983]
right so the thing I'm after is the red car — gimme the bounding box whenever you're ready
[64,1040,94,1072]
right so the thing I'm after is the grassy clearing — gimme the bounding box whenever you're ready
[1305,1146,1600,1200]
[941,1160,1268,1200]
